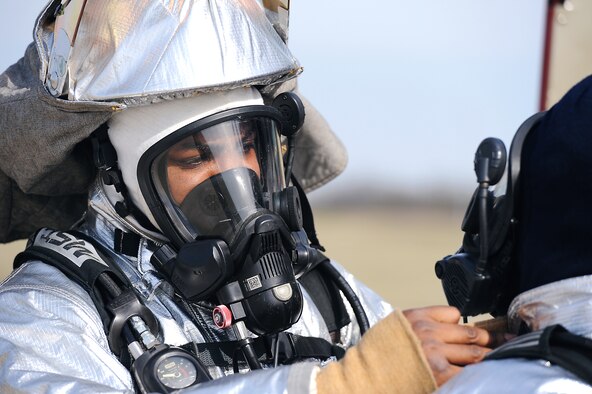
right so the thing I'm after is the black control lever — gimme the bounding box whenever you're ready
[473,137,507,274]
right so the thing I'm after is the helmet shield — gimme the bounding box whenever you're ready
[146,110,286,246]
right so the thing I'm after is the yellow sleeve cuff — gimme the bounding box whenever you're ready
[316,309,437,394]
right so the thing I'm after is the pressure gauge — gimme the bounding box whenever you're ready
[156,354,198,389]
[132,344,211,393]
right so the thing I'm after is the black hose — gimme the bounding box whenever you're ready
[98,272,123,298]
[318,260,370,335]
[241,338,262,370]
[233,338,262,372]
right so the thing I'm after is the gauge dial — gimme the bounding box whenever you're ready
[156,355,198,389]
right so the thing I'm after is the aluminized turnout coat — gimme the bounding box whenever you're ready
[0,180,392,393]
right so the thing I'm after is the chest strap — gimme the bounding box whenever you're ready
[485,324,592,385]
[186,331,345,370]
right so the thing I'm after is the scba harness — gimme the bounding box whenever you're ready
[14,228,210,392]
[14,228,347,392]
[485,324,592,387]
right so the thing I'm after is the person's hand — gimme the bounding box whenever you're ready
[403,306,491,386]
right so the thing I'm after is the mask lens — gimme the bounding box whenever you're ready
[179,167,263,244]
[151,116,285,244]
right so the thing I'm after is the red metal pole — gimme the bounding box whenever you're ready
[539,0,560,111]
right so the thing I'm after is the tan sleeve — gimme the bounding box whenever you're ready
[316,309,437,394]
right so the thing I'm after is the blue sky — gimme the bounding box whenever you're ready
[1,1,548,200]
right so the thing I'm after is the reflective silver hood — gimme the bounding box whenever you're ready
[0,1,347,243]
[35,0,301,105]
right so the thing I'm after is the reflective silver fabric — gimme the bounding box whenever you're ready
[0,179,391,392]
[507,274,592,338]
[0,262,134,393]
[437,276,592,393]
[437,358,592,394]
[256,0,290,42]
[35,0,301,104]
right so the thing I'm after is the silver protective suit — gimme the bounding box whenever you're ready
[437,276,592,394]
[0,180,392,393]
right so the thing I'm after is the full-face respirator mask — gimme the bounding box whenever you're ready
[107,88,308,337]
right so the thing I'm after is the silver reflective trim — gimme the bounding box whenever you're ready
[36,0,301,104]
[182,362,318,393]
[332,261,394,344]
[0,261,134,392]
[508,274,592,338]
[437,358,592,393]
[256,0,290,42]
[45,0,88,97]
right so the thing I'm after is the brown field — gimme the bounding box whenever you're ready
[0,205,464,311]
[1,239,26,280]
[312,205,463,309]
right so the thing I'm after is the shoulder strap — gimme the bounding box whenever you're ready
[14,228,130,285]
[299,265,351,332]
[14,228,126,326]
[289,176,352,332]
[14,227,158,355]
[485,324,592,385]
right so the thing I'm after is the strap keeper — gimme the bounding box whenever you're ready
[114,229,141,257]
[107,289,159,355]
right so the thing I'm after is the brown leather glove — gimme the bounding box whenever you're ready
[316,309,437,394]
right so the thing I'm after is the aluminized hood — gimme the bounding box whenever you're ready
[0,1,347,243]
[35,0,300,105]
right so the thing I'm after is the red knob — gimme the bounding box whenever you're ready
[213,305,232,329]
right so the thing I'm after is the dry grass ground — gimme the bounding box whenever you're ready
[0,205,465,311]
[1,240,26,280]
[312,205,465,309]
